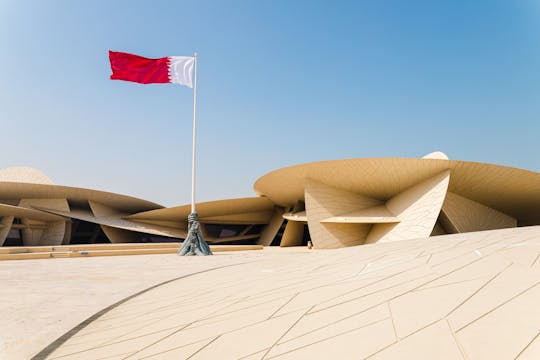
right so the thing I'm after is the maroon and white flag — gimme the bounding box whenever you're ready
[108,50,194,87]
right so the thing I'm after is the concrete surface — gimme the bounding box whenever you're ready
[3,226,540,359]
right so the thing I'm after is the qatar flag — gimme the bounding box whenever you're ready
[109,51,194,87]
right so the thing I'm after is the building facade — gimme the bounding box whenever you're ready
[1,152,539,248]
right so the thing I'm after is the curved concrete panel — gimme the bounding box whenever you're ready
[283,211,307,222]
[0,203,65,222]
[305,179,381,248]
[253,158,540,225]
[280,221,305,247]
[446,161,540,223]
[88,201,143,243]
[127,197,274,223]
[19,198,70,246]
[366,170,450,243]
[320,205,399,223]
[441,192,517,233]
[20,221,46,247]
[258,207,286,246]
[34,206,186,239]
[0,216,14,246]
[194,211,274,225]
[255,158,452,207]
[41,221,69,246]
[0,182,161,213]
[100,225,141,243]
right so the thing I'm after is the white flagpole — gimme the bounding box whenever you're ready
[178,52,212,256]
[191,52,198,214]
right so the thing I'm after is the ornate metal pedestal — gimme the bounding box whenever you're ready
[178,213,213,256]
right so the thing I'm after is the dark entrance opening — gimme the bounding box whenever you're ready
[69,219,110,244]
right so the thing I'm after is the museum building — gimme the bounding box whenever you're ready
[1,152,539,249]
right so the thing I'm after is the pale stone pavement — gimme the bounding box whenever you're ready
[4,226,540,359]
[0,250,265,359]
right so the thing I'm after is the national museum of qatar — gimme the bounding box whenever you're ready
[1,152,539,249]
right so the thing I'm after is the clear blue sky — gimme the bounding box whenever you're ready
[1,0,539,206]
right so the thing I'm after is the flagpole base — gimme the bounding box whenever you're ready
[178,212,213,256]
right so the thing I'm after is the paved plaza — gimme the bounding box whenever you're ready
[3,226,540,359]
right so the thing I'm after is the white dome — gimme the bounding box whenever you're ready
[0,166,54,185]
[422,151,449,160]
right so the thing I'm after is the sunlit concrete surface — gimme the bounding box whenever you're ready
[0,250,270,360]
[4,226,540,359]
